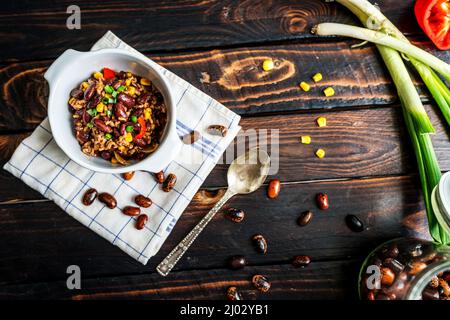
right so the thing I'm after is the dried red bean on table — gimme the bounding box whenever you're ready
[226,286,243,300]
[122,206,141,216]
[315,193,329,210]
[135,195,152,208]
[227,255,247,270]
[82,188,98,206]
[136,214,148,230]
[252,275,271,293]
[345,214,364,232]
[206,125,227,137]
[162,173,177,192]
[252,234,268,254]
[297,210,313,226]
[225,208,245,223]
[292,255,311,268]
[154,171,165,184]
[98,192,117,209]
[267,179,280,199]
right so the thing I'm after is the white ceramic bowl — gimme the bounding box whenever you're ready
[44,48,181,173]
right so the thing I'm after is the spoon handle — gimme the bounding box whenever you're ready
[157,189,235,276]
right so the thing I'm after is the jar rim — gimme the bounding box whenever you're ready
[405,259,450,300]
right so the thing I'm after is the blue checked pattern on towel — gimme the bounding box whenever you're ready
[3,31,241,265]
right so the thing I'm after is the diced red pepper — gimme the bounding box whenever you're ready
[415,0,450,50]
[135,116,146,139]
[103,67,115,79]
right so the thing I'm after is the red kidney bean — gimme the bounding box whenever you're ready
[134,138,147,147]
[154,171,164,184]
[137,92,151,105]
[297,210,313,226]
[118,71,127,79]
[113,128,121,139]
[122,171,135,181]
[76,131,90,144]
[225,208,245,223]
[162,173,177,192]
[81,110,91,124]
[133,122,141,132]
[82,188,98,206]
[252,275,271,293]
[104,78,115,86]
[136,214,148,230]
[84,83,96,101]
[252,234,268,254]
[87,94,101,109]
[226,286,243,301]
[267,179,281,199]
[228,255,246,270]
[316,193,329,210]
[118,93,135,107]
[70,88,83,99]
[93,119,112,133]
[98,192,117,209]
[133,152,146,160]
[345,214,364,232]
[122,206,141,216]
[381,267,396,286]
[135,195,152,208]
[100,151,112,160]
[292,255,311,268]
[207,125,228,137]
[114,102,128,119]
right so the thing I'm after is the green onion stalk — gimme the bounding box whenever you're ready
[323,0,450,244]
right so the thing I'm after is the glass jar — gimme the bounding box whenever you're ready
[359,238,450,300]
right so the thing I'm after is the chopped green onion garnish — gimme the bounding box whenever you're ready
[117,85,126,92]
[108,98,115,104]
[102,97,109,105]
[106,109,112,117]
[86,109,97,116]
[111,91,118,98]
[86,122,94,128]
[104,85,114,94]
[126,125,134,133]
[131,115,138,123]
[104,133,112,140]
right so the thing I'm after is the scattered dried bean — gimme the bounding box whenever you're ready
[135,195,152,208]
[267,179,281,199]
[297,210,313,226]
[122,206,141,216]
[225,208,245,223]
[82,188,98,206]
[316,193,329,210]
[98,192,117,209]
[136,214,148,230]
[162,173,177,192]
[252,275,271,293]
[122,171,135,181]
[207,125,227,137]
[252,234,268,254]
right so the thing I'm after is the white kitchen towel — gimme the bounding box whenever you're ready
[3,31,241,265]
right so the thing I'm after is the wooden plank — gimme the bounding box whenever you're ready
[1,37,448,131]
[2,104,450,202]
[0,0,420,62]
[0,260,357,300]
[0,175,429,285]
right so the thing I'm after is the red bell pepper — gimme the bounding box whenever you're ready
[415,0,450,50]
[103,67,116,79]
[135,116,146,139]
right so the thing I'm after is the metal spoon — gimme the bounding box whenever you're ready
[157,148,271,276]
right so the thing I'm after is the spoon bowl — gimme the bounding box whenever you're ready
[228,149,271,194]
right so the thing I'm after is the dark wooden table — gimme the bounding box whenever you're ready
[0,0,448,300]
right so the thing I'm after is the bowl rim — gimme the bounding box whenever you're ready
[46,48,178,173]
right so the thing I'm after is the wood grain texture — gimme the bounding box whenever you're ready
[1,104,450,202]
[0,175,429,285]
[1,37,448,130]
[0,0,420,62]
[0,260,358,300]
